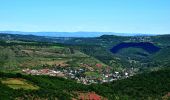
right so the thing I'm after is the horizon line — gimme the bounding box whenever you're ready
[0,30,162,35]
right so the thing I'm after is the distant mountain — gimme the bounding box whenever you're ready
[0,31,158,37]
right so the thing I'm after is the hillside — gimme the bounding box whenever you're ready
[63,35,170,71]
[0,39,123,84]
[0,33,170,99]
[105,68,170,99]
[1,33,170,72]
[0,40,106,70]
[1,68,170,100]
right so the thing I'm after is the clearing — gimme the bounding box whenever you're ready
[1,78,39,90]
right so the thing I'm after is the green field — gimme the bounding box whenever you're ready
[84,72,100,78]
[1,78,39,90]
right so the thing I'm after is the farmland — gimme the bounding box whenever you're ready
[1,78,39,90]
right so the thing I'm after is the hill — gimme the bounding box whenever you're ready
[1,68,170,99]
[105,68,170,99]
[1,33,170,72]
[62,34,170,71]
[0,33,170,99]
[0,39,121,84]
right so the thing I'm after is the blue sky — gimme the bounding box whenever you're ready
[0,0,170,34]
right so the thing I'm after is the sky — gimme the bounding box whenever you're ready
[0,0,170,34]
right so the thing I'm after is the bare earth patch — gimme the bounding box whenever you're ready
[73,91,107,100]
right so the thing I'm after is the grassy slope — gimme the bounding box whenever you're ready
[1,78,39,90]
[0,40,109,72]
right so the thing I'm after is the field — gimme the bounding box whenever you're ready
[1,78,39,90]
[84,72,100,78]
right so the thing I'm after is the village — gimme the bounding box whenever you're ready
[22,65,135,85]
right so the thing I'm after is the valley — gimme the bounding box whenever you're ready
[0,33,170,99]
[1,0,169,99]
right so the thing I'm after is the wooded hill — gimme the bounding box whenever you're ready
[1,68,170,100]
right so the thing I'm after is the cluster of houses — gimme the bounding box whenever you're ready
[77,70,133,84]
[22,68,65,77]
[22,67,135,85]
[129,36,152,42]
